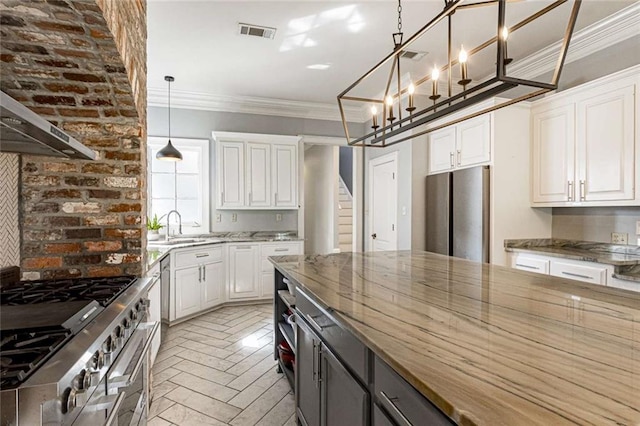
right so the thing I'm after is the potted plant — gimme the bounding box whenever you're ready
[147,214,165,241]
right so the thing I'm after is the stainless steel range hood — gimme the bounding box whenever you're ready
[0,91,96,160]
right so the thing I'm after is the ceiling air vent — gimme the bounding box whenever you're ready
[400,50,427,61]
[238,23,277,40]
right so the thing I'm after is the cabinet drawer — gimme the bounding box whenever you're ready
[550,260,608,285]
[511,254,550,274]
[174,246,223,269]
[296,288,368,384]
[374,357,454,426]
[261,242,302,258]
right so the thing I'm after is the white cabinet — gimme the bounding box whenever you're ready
[428,115,490,175]
[219,141,245,208]
[531,67,638,206]
[272,144,298,208]
[510,253,550,274]
[228,244,261,300]
[214,132,300,210]
[247,143,271,207]
[260,241,303,297]
[173,246,225,320]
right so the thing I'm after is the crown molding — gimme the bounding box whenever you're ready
[148,3,638,124]
[147,88,368,123]
[508,2,640,80]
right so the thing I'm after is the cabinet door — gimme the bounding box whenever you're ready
[456,115,491,168]
[576,84,635,202]
[219,141,245,208]
[428,127,456,174]
[228,245,260,299]
[272,144,298,208]
[261,271,274,298]
[320,344,368,426]
[531,104,575,203]
[174,267,201,319]
[296,316,322,426]
[201,261,223,310]
[247,143,271,207]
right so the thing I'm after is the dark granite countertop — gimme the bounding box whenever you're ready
[271,251,640,426]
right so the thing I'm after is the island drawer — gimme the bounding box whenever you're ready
[510,253,549,274]
[174,246,223,269]
[550,260,608,285]
[374,356,454,426]
[296,287,368,383]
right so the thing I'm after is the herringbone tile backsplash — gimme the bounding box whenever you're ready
[0,153,20,267]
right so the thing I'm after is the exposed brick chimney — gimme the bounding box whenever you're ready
[0,0,147,280]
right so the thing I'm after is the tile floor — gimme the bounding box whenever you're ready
[148,303,295,426]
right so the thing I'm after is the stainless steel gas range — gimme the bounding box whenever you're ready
[0,275,159,425]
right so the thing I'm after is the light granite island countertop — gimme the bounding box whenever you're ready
[270,251,640,426]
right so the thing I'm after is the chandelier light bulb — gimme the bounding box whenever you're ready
[385,95,394,106]
[371,105,378,128]
[501,27,509,41]
[371,106,377,115]
[459,46,468,64]
[431,67,439,81]
[408,83,415,95]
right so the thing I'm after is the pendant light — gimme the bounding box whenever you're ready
[156,75,183,161]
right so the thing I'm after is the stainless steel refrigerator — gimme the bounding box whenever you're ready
[425,166,489,263]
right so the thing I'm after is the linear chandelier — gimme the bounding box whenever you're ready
[337,0,582,147]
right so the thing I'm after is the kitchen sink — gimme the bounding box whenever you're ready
[148,237,215,246]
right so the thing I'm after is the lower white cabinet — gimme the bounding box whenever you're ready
[508,252,615,287]
[228,244,261,300]
[202,261,224,309]
[260,241,304,297]
[173,246,224,320]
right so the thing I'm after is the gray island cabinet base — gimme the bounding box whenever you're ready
[270,251,640,426]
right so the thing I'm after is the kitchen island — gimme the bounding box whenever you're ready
[270,251,640,426]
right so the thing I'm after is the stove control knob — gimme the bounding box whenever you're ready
[122,317,132,329]
[130,308,138,321]
[102,336,113,353]
[74,369,90,390]
[62,387,77,413]
[90,350,104,371]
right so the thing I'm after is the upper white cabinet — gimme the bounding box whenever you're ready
[428,115,490,175]
[214,132,300,210]
[531,66,639,206]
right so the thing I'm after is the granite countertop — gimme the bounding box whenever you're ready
[505,238,640,282]
[146,231,303,269]
[270,251,640,426]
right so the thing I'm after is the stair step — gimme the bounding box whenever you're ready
[339,224,353,234]
[339,216,352,225]
[339,202,352,210]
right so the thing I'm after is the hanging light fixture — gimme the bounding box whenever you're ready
[338,0,582,148]
[156,75,183,161]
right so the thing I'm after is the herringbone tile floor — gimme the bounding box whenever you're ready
[148,303,295,426]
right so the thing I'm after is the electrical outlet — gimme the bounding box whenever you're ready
[276,213,282,222]
[216,214,222,223]
[611,232,628,244]
[231,213,237,222]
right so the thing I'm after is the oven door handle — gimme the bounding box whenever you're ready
[109,321,159,389]
[104,391,126,426]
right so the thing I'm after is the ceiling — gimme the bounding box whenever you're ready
[147,0,637,114]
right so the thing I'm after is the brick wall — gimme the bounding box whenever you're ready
[0,0,147,280]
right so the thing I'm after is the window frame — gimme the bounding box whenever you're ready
[147,136,210,235]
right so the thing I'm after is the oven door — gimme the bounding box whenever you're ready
[106,322,159,426]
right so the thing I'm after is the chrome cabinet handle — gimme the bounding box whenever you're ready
[516,263,540,270]
[312,341,317,386]
[198,266,202,282]
[274,192,278,204]
[562,271,592,280]
[316,344,322,387]
[195,253,210,258]
[306,314,324,332]
[274,248,289,252]
[221,191,225,205]
[104,392,126,426]
[449,152,454,168]
[203,265,206,281]
[567,181,573,201]
[456,149,461,166]
[379,391,412,426]
[579,180,586,201]
[235,246,252,250]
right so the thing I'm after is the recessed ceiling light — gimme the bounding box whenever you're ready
[307,64,331,70]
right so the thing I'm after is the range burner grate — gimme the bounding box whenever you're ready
[0,275,137,307]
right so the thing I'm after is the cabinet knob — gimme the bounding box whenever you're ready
[371,233,377,240]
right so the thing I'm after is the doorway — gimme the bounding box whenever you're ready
[368,152,398,251]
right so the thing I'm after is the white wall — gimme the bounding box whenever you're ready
[304,145,339,254]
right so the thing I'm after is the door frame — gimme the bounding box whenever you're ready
[367,151,398,251]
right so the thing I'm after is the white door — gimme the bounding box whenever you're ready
[228,244,260,299]
[576,84,635,202]
[531,104,575,204]
[246,143,271,207]
[201,261,223,309]
[457,115,491,168]
[369,153,398,251]
[174,267,201,319]
[219,141,245,208]
[272,144,298,208]
[428,127,456,174]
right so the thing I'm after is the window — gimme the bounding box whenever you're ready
[148,137,210,234]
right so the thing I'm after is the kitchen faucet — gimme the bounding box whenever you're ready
[165,210,182,241]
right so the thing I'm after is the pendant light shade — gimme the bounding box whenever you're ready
[156,75,183,161]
